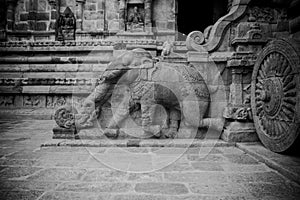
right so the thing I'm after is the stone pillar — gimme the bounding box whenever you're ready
[6,0,17,31]
[119,0,126,31]
[48,0,57,33]
[76,0,86,31]
[230,68,243,105]
[144,0,152,32]
[222,22,268,142]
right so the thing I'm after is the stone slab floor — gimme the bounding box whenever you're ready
[0,120,299,200]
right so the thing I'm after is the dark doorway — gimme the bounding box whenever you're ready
[176,0,228,40]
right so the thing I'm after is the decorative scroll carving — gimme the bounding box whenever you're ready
[185,0,249,52]
[251,39,300,152]
[56,7,76,41]
[186,31,205,51]
[54,105,77,129]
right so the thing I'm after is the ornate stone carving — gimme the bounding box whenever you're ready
[251,39,300,152]
[127,5,145,31]
[161,41,174,57]
[224,106,252,121]
[54,48,211,139]
[186,31,205,51]
[185,0,250,52]
[23,95,44,107]
[56,7,76,41]
[46,95,67,108]
[248,7,275,22]
[0,96,14,107]
[54,105,77,129]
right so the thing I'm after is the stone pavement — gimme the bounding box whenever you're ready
[0,120,299,200]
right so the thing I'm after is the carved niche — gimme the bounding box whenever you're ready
[119,0,152,32]
[126,3,145,31]
[56,7,76,41]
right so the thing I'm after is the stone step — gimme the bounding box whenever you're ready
[0,108,54,120]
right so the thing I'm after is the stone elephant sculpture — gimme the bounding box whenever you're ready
[54,48,215,138]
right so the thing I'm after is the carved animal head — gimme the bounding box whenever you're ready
[161,41,174,57]
[107,48,153,70]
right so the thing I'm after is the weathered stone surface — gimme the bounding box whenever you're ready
[187,154,227,162]
[237,143,300,185]
[27,168,86,181]
[0,190,44,200]
[112,194,167,200]
[1,119,300,200]
[57,182,132,193]
[135,182,189,195]
[0,180,59,191]
[191,162,224,171]
[82,169,127,182]
[223,153,259,164]
[39,191,100,200]
[188,182,248,195]
[0,166,42,179]
[127,172,163,182]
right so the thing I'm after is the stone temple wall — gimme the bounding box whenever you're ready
[2,0,177,41]
[0,0,180,119]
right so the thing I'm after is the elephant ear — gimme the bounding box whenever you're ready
[121,52,134,66]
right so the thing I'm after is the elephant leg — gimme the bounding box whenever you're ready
[141,102,161,138]
[178,100,207,138]
[104,96,131,138]
[164,109,180,139]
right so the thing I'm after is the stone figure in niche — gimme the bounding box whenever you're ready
[56,7,76,41]
[127,6,144,31]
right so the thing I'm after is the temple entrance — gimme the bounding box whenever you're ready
[176,0,228,40]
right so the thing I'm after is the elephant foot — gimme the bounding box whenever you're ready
[164,128,178,139]
[104,128,119,138]
[143,125,162,138]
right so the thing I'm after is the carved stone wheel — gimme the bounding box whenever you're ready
[251,39,300,152]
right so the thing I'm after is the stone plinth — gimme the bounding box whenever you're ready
[52,126,78,139]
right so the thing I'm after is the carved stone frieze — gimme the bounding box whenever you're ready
[224,106,252,121]
[46,95,67,108]
[0,96,14,107]
[249,7,275,22]
[23,95,45,107]
[0,78,97,86]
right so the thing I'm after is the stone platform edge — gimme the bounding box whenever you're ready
[236,143,300,186]
[41,139,235,148]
